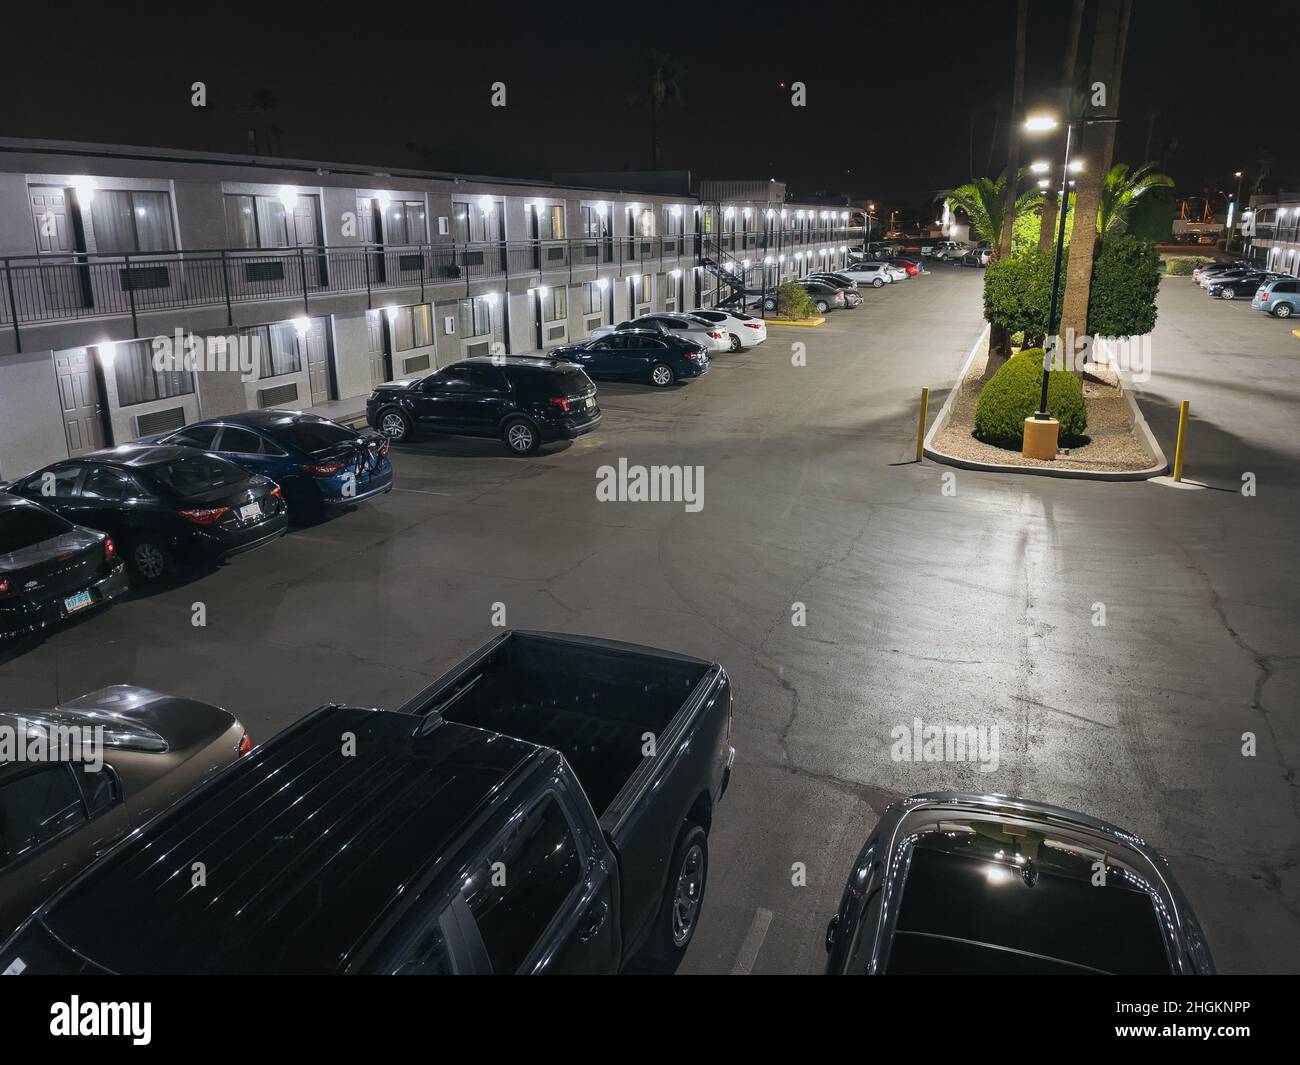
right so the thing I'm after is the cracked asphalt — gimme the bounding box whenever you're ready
[2,267,1295,973]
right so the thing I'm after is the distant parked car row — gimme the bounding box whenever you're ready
[1192,259,1300,318]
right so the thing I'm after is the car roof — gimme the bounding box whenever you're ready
[457,355,577,373]
[207,409,330,430]
[30,706,545,974]
[74,443,203,469]
[0,492,46,512]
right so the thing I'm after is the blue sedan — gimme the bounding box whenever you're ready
[549,329,709,387]
[143,410,393,520]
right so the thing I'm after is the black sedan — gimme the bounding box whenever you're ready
[143,410,393,521]
[825,792,1214,975]
[4,445,288,583]
[550,330,709,387]
[0,494,128,639]
[1208,272,1270,300]
[368,356,600,455]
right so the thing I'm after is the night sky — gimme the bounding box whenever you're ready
[2,1,1292,217]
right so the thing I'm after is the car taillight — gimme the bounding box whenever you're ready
[1261,292,1270,300]
[744,322,763,329]
[301,462,346,476]
[379,440,390,458]
[103,537,117,563]
[0,576,11,598]
[684,351,699,360]
[178,506,229,525]
[549,396,573,413]
[238,733,253,756]
[709,331,725,340]
[271,485,283,499]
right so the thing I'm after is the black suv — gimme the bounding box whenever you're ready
[367,357,601,455]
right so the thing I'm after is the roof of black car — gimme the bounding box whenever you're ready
[458,355,577,372]
[80,443,200,468]
[212,409,325,428]
[33,706,544,974]
[0,492,40,511]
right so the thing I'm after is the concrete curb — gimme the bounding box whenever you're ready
[921,325,1170,481]
[763,317,826,327]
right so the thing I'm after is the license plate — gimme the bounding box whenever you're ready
[584,397,595,410]
[64,590,93,614]
[239,502,262,522]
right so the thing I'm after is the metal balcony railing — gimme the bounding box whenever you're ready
[0,227,854,350]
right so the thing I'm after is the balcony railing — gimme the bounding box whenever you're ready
[0,227,853,348]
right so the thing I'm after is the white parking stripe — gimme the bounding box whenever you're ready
[730,907,775,975]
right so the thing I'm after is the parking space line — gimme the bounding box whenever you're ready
[391,487,453,496]
[730,907,775,975]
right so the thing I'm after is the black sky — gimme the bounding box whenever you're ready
[2,1,1293,215]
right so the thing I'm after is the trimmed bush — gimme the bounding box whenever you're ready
[983,248,1058,338]
[1165,255,1213,276]
[1087,235,1161,336]
[776,281,818,319]
[974,347,1088,444]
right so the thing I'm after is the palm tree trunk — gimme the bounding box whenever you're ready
[985,0,1028,379]
[1059,0,1132,351]
[1038,191,1058,253]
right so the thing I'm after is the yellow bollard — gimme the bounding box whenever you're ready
[915,387,930,462]
[1173,399,1189,481]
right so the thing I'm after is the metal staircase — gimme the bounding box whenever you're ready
[700,238,755,309]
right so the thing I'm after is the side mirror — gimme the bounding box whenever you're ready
[824,914,839,954]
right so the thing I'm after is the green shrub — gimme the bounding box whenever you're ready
[983,248,1059,338]
[1165,255,1213,276]
[776,281,818,319]
[1088,235,1161,336]
[974,347,1088,444]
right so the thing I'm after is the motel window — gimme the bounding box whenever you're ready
[638,208,655,237]
[458,297,493,337]
[583,281,602,315]
[536,204,565,241]
[392,304,434,351]
[453,200,502,243]
[222,194,319,249]
[580,206,606,239]
[634,275,651,303]
[111,339,194,407]
[543,286,567,323]
[90,190,176,254]
[663,208,681,236]
[262,323,304,378]
[385,201,427,245]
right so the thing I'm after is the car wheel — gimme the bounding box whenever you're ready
[815,300,829,313]
[1274,303,1293,318]
[1221,289,1235,300]
[377,407,411,442]
[728,333,742,352]
[501,416,540,455]
[130,537,170,583]
[641,822,708,969]
[872,278,884,288]
[763,297,777,311]
[650,363,675,387]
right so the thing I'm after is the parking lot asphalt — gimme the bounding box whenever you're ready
[2,266,1296,974]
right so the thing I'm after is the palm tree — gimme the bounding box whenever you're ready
[946,172,1043,249]
[1097,162,1174,238]
[630,52,685,169]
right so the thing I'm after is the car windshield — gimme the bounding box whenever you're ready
[147,455,249,498]
[0,506,72,553]
[5,709,168,753]
[275,420,357,453]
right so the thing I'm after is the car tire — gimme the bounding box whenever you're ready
[376,407,411,443]
[129,536,171,584]
[815,300,829,313]
[1274,303,1293,318]
[728,333,742,352]
[501,416,540,455]
[872,278,884,288]
[643,822,708,970]
[650,363,675,387]
[763,297,777,311]
[1221,289,1235,300]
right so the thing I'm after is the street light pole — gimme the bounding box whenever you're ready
[1037,120,1074,419]
[1230,170,1244,251]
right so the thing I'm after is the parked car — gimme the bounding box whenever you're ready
[0,631,736,975]
[761,280,845,313]
[3,446,288,583]
[368,356,600,454]
[550,330,709,387]
[803,271,860,291]
[1253,276,1300,318]
[925,240,969,261]
[592,313,729,354]
[1198,266,1258,290]
[144,411,392,521]
[800,276,862,308]
[1191,259,1253,284]
[1208,272,1273,299]
[0,684,250,938]
[824,792,1214,975]
[957,247,992,267]
[0,494,128,640]
[886,256,925,276]
[840,262,897,287]
[688,308,768,349]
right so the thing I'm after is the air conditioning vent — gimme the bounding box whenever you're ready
[257,382,299,408]
[546,246,566,261]
[403,353,431,373]
[398,253,424,273]
[466,341,491,357]
[584,317,601,331]
[134,407,185,436]
[119,266,171,291]
[546,325,566,341]
[243,261,285,283]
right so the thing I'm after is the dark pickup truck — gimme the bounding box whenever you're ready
[0,631,735,975]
